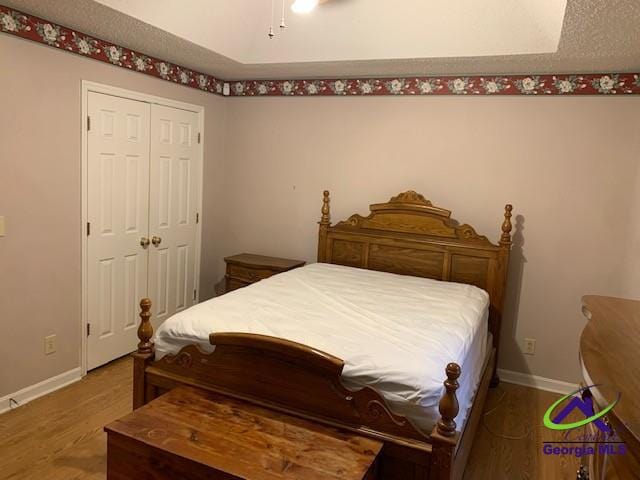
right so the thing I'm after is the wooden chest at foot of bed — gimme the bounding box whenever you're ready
[105,386,382,480]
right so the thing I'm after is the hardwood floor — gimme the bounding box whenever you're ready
[463,381,581,480]
[0,358,579,479]
[0,358,131,480]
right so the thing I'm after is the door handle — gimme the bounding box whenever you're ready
[140,237,150,248]
[151,236,162,247]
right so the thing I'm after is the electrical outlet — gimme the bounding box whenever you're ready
[44,335,56,355]
[523,338,536,355]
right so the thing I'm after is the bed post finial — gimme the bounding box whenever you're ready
[436,362,461,437]
[133,298,154,409]
[137,298,153,354]
[320,190,331,225]
[500,204,513,247]
[317,190,331,262]
[430,363,460,478]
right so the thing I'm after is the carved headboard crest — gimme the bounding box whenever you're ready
[333,190,493,244]
[371,190,452,218]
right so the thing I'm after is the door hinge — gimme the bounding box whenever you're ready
[87,115,91,131]
[196,212,199,224]
[197,132,201,144]
[86,323,91,337]
[193,289,197,301]
[86,222,91,236]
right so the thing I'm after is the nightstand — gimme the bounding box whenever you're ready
[224,253,306,293]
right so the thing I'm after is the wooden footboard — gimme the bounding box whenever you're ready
[132,299,495,480]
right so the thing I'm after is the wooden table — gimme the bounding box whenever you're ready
[105,386,382,479]
[580,295,640,479]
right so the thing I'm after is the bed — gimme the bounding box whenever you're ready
[133,190,513,480]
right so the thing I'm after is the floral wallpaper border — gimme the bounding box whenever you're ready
[228,74,640,96]
[0,5,224,95]
[3,5,640,97]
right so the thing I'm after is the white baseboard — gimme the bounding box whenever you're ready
[0,367,82,415]
[498,368,579,395]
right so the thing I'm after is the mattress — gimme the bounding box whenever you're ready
[154,262,490,433]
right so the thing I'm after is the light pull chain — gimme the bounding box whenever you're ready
[268,0,275,38]
[280,0,287,29]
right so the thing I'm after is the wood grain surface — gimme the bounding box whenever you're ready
[224,253,306,293]
[581,295,640,480]
[224,254,306,272]
[106,385,381,479]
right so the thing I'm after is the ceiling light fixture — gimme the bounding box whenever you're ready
[291,0,319,14]
[269,0,321,39]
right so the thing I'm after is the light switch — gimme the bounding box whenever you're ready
[0,216,5,236]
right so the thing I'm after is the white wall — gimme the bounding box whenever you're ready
[219,96,640,383]
[0,35,227,397]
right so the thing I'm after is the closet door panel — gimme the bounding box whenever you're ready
[148,105,200,328]
[87,92,150,370]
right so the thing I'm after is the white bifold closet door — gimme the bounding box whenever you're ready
[87,93,200,370]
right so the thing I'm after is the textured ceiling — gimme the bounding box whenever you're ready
[5,0,640,79]
[92,0,566,64]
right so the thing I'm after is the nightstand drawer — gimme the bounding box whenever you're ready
[227,264,274,283]
[225,277,250,293]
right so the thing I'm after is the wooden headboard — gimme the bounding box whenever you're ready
[317,190,512,379]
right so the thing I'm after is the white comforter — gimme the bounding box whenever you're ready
[154,263,489,432]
